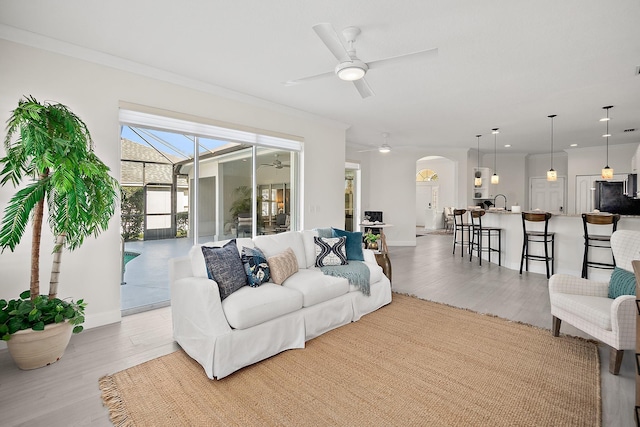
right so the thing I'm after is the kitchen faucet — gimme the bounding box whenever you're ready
[494,194,507,210]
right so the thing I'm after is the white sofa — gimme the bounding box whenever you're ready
[169,230,392,379]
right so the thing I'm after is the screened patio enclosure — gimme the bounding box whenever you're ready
[119,116,300,314]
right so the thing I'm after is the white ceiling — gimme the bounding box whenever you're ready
[1,0,639,154]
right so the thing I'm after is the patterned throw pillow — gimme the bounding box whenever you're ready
[314,236,348,267]
[268,248,299,285]
[608,267,636,298]
[201,240,247,300]
[332,228,364,261]
[241,246,270,287]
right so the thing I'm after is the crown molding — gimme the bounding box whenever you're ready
[0,24,349,131]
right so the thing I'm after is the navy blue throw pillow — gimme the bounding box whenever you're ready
[241,246,270,287]
[201,240,247,300]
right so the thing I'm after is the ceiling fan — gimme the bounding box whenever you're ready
[260,154,290,169]
[357,132,395,153]
[284,23,438,98]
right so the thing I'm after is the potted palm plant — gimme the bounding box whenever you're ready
[0,96,119,369]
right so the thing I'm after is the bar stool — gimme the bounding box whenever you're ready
[519,211,555,279]
[452,209,471,257]
[469,209,502,266]
[581,213,620,279]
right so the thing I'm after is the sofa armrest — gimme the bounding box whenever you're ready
[362,248,377,263]
[549,274,609,297]
[611,295,636,340]
[171,275,232,338]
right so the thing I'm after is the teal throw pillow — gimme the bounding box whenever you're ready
[332,228,364,261]
[608,267,636,299]
[314,227,334,238]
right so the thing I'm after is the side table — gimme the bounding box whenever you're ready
[375,252,392,286]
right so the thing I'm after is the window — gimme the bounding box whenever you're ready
[416,169,438,182]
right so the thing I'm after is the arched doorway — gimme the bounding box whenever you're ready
[416,156,456,230]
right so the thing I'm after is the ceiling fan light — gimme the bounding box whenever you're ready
[379,144,391,153]
[335,60,367,81]
[547,169,557,181]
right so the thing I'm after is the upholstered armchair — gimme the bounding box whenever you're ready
[549,230,639,374]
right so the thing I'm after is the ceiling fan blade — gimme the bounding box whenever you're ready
[353,78,374,98]
[312,23,350,61]
[367,47,438,71]
[282,70,335,86]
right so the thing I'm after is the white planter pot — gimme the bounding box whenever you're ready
[6,321,74,370]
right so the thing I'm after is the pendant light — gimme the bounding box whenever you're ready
[474,134,482,187]
[601,106,613,179]
[547,115,557,181]
[491,128,499,184]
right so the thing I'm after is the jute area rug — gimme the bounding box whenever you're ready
[99,294,600,426]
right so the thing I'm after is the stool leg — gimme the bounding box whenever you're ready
[498,230,502,266]
[479,230,482,266]
[582,238,588,279]
[519,236,527,274]
[551,235,555,275]
[452,226,457,255]
[544,238,550,279]
[462,226,466,258]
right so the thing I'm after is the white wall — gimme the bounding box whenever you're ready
[566,142,638,214]
[347,146,470,246]
[481,152,529,209]
[0,39,347,331]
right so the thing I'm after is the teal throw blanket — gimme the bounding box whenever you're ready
[320,261,370,296]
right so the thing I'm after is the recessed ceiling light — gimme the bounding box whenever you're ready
[504,144,511,148]
[570,143,578,147]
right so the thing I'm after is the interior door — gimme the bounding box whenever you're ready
[530,177,565,213]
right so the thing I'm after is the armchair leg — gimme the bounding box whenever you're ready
[609,348,624,375]
[551,316,561,337]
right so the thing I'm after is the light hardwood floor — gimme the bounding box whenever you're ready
[0,233,633,426]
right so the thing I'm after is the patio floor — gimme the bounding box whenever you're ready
[122,237,194,316]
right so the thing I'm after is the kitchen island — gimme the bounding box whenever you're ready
[479,210,640,281]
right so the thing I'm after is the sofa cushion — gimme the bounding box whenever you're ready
[241,246,270,287]
[552,293,613,330]
[608,267,636,299]
[222,283,303,330]
[301,229,319,269]
[253,231,307,269]
[201,240,247,300]
[190,238,254,278]
[268,248,299,285]
[314,236,348,267]
[282,269,349,307]
[332,228,364,261]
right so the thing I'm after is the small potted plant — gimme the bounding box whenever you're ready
[0,96,119,369]
[364,232,381,250]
